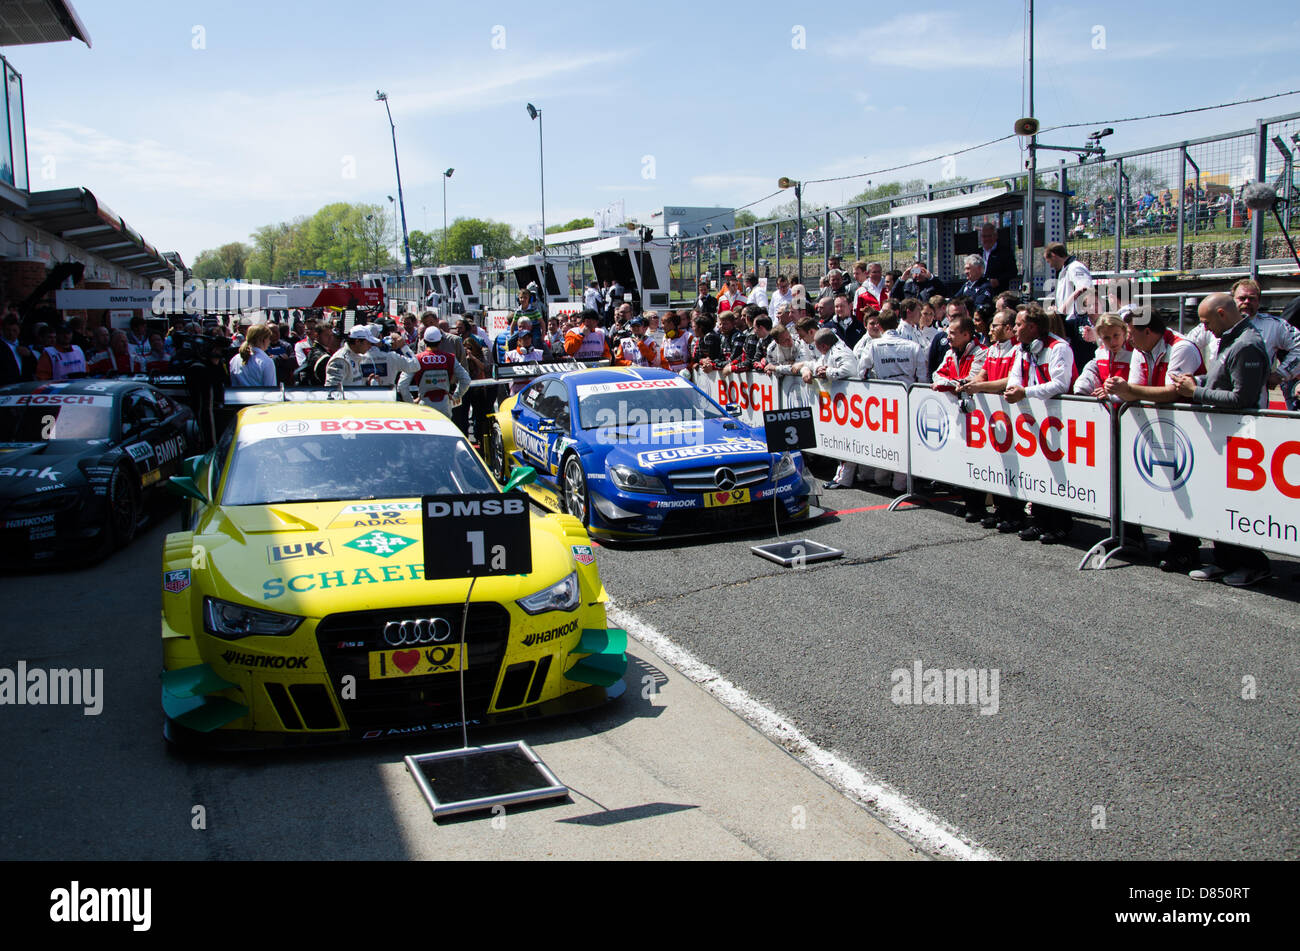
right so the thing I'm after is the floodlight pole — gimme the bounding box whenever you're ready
[377,92,413,274]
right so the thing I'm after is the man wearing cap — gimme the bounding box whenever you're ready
[325,324,384,387]
[502,326,545,395]
[565,308,612,361]
[414,326,471,416]
[613,316,661,368]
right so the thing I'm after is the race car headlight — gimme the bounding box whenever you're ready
[203,597,303,640]
[516,571,580,615]
[773,452,797,481]
[608,464,667,494]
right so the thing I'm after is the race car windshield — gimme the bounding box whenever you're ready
[222,433,496,506]
[0,403,113,444]
[578,387,726,430]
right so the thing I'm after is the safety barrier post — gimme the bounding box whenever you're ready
[1077,402,1128,571]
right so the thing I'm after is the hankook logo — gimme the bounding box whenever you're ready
[383,617,453,646]
[1133,419,1194,491]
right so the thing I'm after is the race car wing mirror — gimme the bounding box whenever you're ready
[166,475,208,505]
[537,419,563,434]
[725,403,742,418]
[502,466,537,493]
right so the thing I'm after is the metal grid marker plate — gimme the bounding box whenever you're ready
[751,539,844,568]
[404,741,568,819]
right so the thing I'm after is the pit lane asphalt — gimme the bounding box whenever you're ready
[592,463,1300,860]
[0,507,919,861]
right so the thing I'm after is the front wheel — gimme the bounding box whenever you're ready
[562,455,590,526]
[104,464,139,554]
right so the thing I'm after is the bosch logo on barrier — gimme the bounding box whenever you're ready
[1134,420,1194,492]
[915,397,950,451]
[717,379,774,412]
[821,391,900,434]
[967,410,1096,467]
[383,618,453,646]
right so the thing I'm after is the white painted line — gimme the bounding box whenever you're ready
[607,600,1000,861]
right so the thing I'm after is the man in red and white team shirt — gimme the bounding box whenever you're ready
[929,314,990,521]
[717,277,745,314]
[1004,305,1077,544]
[854,261,887,319]
[1103,309,1204,405]
[955,307,1026,531]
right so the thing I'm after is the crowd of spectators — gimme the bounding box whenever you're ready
[4,241,1298,583]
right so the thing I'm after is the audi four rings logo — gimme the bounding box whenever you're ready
[714,467,737,491]
[915,397,950,451]
[1133,419,1194,491]
[383,618,453,646]
[277,420,310,435]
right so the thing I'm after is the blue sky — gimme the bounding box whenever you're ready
[6,0,1300,264]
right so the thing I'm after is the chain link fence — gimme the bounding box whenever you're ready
[668,110,1300,303]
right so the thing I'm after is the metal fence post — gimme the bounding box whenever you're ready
[854,207,861,259]
[1176,146,1187,272]
[1252,118,1267,279]
[1114,158,1123,276]
[823,209,832,272]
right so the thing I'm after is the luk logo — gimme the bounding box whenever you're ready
[268,540,332,563]
[1134,419,1194,491]
[915,397,950,451]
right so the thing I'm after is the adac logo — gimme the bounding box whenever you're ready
[344,530,416,558]
[1133,419,1194,491]
[915,396,950,451]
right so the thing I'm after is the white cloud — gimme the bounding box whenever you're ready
[828,11,1172,68]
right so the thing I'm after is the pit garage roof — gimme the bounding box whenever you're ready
[0,0,91,48]
[867,187,1070,221]
[20,187,174,278]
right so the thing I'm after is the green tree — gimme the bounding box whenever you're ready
[443,218,522,263]
[547,217,594,234]
[191,242,251,281]
[246,222,290,284]
[734,210,757,227]
[408,229,438,267]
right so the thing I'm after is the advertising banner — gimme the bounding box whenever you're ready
[795,378,909,473]
[908,387,1111,518]
[1120,404,1300,557]
[692,370,776,428]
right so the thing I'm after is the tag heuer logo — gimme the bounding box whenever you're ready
[345,530,416,558]
[163,569,191,593]
[571,545,595,565]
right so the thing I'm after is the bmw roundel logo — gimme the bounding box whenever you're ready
[915,397,950,451]
[1133,419,1194,491]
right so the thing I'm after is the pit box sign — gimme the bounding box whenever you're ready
[763,406,816,453]
[422,492,533,580]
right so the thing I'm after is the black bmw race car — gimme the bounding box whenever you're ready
[0,380,200,565]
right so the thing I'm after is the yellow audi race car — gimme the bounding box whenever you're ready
[159,400,627,749]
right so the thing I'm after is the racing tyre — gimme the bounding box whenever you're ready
[488,422,509,484]
[562,454,590,526]
[105,464,139,552]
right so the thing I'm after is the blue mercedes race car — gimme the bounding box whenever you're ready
[487,366,812,539]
